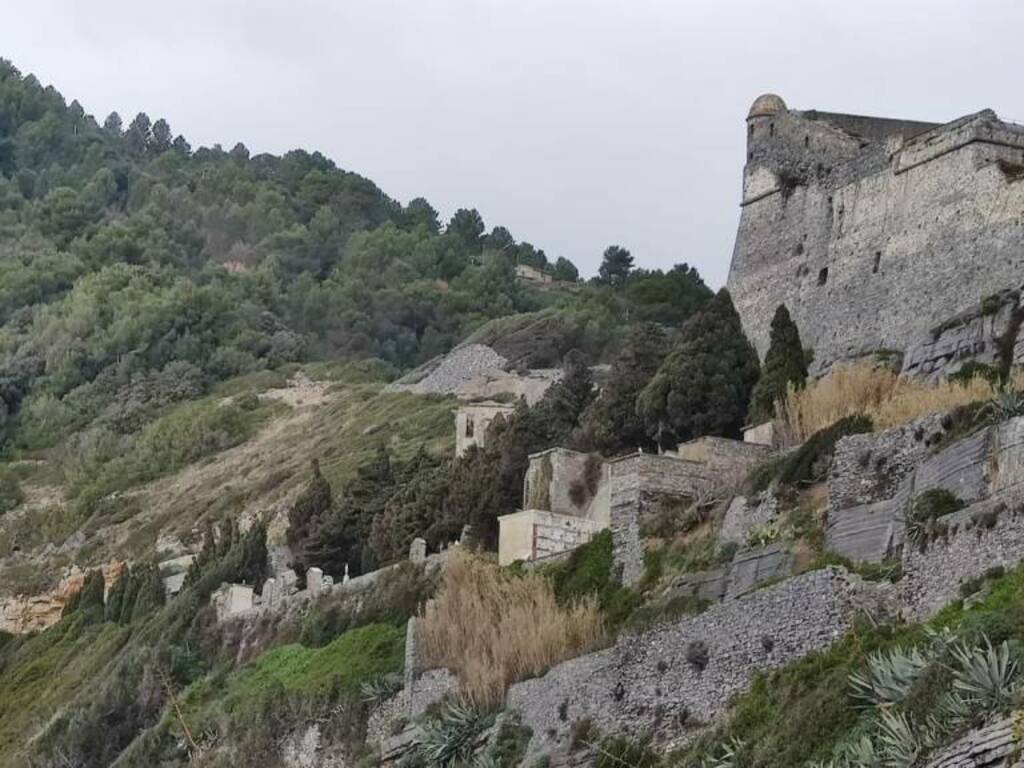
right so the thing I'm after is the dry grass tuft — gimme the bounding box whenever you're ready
[419,551,604,708]
[777,364,1023,443]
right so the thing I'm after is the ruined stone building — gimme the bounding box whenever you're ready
[727,94,1024,377]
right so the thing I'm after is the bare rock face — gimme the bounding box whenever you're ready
[0,561,124,634]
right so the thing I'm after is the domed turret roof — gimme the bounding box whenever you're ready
[748,93,787,119]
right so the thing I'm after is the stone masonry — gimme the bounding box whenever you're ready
[506,568,889,761]
[727,95,1024,374]
[608,453,714,585]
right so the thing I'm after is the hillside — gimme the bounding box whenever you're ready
[0,59,724,766]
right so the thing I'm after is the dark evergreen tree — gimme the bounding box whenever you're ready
[150,119,172,152]
[748,304,808,423]
[129,562,165,622]
[102,111,123,136]
[541,349,596,437]
[598,245,633,286]
[637,289,760,447]
[574,323,669,454]
[286,459,333,553]
[303,445,393,576]
[551,256,579,282]
[446,208,485,249]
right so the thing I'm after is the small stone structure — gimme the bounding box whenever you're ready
[608,452,715,585]
[506,568,888,760]
[522,448,609,521]
[454,401,516,458]
[211,583,254,621]
[514,263,553,285]
[498,509,606,566]
[743,420,778,447]
[498,448,611,566]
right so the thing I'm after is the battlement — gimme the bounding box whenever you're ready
[729,94,1024,372]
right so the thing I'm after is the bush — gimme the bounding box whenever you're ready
[774,415,873,487]
[0,466,24,515]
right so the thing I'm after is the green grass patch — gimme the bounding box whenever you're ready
[182,622,404,729]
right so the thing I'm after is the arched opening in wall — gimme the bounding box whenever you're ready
[817,267,829,286]
[769,123,775,137]
[748,152,753,161]
[749,124,754,137]
[873,252,881,273]
[465,416,475,439]
[804,135,810,148]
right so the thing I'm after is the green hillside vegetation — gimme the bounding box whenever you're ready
[0,57,767,766]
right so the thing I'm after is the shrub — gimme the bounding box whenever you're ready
[774,415,873,487]
[0,466,23,515]
[420,552,603,708]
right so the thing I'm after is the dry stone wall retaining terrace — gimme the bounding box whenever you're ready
[728,100,1024,373]
[827,415,1024,563]
[923,712,1023,768]
[826,415,947,562]
[902,493,1024,621]
[720,494,779,546]
[506,568,887,760]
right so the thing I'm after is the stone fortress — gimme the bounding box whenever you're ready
[727,94,1024,376]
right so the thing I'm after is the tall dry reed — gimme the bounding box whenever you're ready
[777,364,1020,443]
[418,551,603,708]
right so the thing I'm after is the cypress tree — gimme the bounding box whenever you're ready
[636,289,760,447]
[748,304,808,423]
[574,323,669,455]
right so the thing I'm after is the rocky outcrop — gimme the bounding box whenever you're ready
[0,561,124,634]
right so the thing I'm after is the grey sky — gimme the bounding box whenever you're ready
[3,1,1022,285]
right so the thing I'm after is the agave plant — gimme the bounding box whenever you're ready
[925,690,972,737]
[978,386,1024,424]
[701,738,744,768]
[418,701,496,768]
[360,672,404,705]
[949,638,1020,712]
[839,734,878,767]
[875,710,927,768]
[849,646,928,707]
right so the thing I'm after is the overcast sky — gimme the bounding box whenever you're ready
[3,1,1022,285]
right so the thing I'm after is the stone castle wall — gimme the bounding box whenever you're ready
[727,100,1024,372]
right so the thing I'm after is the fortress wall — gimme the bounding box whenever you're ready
[507,568,880,758]
[729,112,1024,369]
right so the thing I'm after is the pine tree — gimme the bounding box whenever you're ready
[637,288,760,447]
[748,304,808,423]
